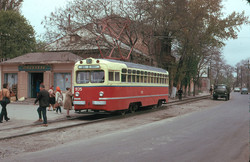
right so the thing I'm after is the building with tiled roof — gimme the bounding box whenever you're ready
[0,52,82,99]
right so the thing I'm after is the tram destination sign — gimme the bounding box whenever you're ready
[18,65,52,71]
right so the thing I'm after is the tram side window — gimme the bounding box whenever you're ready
[132,75,136,82]
[128,75,132,82]
[115,72,120,81]
[144,76,147,83]
[121,74,127,82]
[109,71,114,81]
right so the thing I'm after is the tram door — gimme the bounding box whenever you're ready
[29,73,43,98]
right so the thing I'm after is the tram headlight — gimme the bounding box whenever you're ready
[75,92,80,97]
[99,91,104,97]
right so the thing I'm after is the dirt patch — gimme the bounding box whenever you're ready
[0,98,222,159]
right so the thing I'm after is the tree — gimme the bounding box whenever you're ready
[171,0,248,94]
[0,0,23,11]
[42,0,248,94]
[236,58,250,89]
[0,10,36,59]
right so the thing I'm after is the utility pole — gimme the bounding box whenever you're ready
[241,66,243,89]
[246,60,250,89]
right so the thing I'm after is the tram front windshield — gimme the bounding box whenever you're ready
[76,70,104,84]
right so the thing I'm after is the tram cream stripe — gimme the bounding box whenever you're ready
[99,94,168,100]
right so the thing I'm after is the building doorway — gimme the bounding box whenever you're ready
[29,73,43,98]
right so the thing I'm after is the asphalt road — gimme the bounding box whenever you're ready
[5,93,249,162]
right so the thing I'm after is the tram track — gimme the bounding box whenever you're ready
[0,95,210,141]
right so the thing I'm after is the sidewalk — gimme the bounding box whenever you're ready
[0,103,81,130]
[168,92,210,102]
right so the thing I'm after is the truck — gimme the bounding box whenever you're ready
[213,84,230,101]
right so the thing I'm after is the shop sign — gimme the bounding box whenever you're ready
[18,65,51,71]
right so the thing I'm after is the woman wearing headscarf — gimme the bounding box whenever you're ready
[55,86,63,114]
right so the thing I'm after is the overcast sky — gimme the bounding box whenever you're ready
[21,0,250,67]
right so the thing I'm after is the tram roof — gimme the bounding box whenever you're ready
[101,59,167,73]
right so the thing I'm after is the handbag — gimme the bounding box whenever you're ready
[2,96,10,104]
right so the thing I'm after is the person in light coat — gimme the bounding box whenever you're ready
[64,87,73,118]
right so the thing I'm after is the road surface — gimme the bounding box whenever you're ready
[5,93,249,162]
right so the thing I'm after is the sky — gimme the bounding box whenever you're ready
[21,0,250,67]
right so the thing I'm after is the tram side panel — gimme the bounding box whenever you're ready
[74,85,168,112]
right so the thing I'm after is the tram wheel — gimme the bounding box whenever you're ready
[129,104,138,113]
[157,100,163,108]
[119,110,126,116]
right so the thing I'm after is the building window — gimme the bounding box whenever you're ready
[4,73,18,89]
[54,73,71,91]
[4,73,17,93]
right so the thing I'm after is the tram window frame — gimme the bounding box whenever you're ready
[128,69,132,74]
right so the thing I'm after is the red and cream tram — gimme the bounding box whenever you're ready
[73,58,169,114]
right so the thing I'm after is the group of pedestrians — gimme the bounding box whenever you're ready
[0,82,74,127]
[34,84,74,127]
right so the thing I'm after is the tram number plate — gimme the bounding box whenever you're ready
[75,87,83,91]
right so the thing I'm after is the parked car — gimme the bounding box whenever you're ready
[234,87,240,92]
[241,88,248,94]
[213,84,230,101]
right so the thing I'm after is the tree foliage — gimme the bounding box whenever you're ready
[0,10,36,59]
[42,0,249,92]
[0,0,23,11]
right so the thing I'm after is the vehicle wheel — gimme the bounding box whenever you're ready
[119,110,126,116]
[157,100,163,108]
[225,96,228,101]
[129,104,137,113]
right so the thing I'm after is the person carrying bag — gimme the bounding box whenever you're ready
[0,83,10,123]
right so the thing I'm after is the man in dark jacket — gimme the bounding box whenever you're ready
[34,84,50,126]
